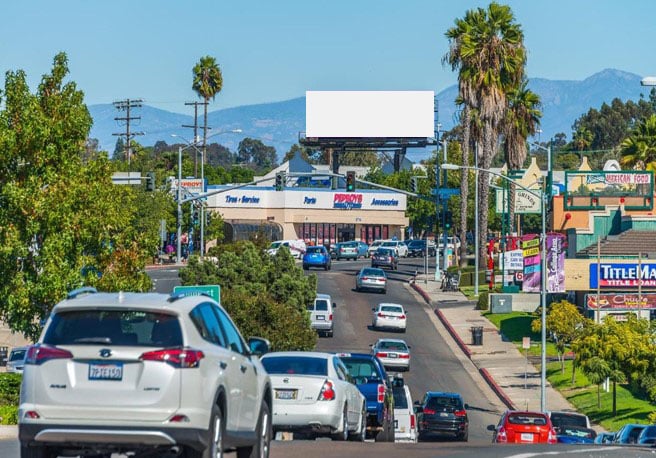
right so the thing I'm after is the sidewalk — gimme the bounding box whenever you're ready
[410,273,575,415]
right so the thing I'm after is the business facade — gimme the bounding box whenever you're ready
[207,186,408,246]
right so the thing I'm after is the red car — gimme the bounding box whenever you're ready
[490,411,557,444]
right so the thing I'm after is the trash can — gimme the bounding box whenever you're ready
[471,326,484,346]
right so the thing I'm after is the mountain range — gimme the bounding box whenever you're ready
[89,69,650,162]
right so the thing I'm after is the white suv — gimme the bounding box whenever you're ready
[19,287,273,458]
[380,240,408,258]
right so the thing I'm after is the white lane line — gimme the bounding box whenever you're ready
[505,447,625,458]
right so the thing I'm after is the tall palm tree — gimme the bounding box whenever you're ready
[503,79,542,230]
[449,2,526,267]
[192,56,223,175]
[619,114,656,171]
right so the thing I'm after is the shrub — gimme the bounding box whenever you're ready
[0,373,21,405]
[477,291,489,310]
[0,405,18,425]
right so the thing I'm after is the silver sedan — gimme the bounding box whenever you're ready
[260,351,367,441]
[355,267,387,293]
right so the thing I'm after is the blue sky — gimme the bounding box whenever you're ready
[2,0,655,114]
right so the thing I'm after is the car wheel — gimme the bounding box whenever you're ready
[303,264,309,270]
[458,430,469,442]
[331,405,349,441]
[324,264,329,271]
[237,401,272,458]
[327,330,334,338]
[382,289,386,294]
[348,404,367,442]
[185,403,224,458]
[20,444,54,458]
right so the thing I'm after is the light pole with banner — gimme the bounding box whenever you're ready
[442,162,550,412]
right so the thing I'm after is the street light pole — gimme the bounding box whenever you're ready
[177,146,183,264]
[442,162,548,412]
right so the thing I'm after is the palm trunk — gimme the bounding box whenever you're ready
[203,98,209,173]
[459,107,470,268]
[477,122,493,269]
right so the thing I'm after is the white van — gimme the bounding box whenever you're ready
[307,293,335,337]
[392,375,417,443]
[267,239,306,259]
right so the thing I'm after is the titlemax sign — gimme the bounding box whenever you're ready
[590,263,656,288]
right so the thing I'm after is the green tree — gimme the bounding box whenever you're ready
[580,356,611,408]
[619,114,656,171]
[192,56,223,177]
[0,53,153,339]
[237,138,278,171]
[179,241,317,350]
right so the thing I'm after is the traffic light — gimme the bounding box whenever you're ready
[444,210,453,230]
[145,172,155,192]
[275,171,286,191]
[410,177,418,193]
[346,171,356,192]
[192,208,199,225]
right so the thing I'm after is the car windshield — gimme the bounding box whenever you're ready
[306,246,324,254]
[380,305,403,313]
[9,350,26,361]
[341,358,381,382]
[43,310,183,347]
[269,242,282,249]
[261,356,328,376]
[342,242,357,247]
[314,299,329,311]
[361,268,384,277]
[393,386,408,409]
[377,341,408,351]
[507,413,547,426]
[376,248,393,256]
[641,426,656,438]
[628,426,646,442]
[550,412,588,428]
[425,396,463,411]
[381,242,396,247]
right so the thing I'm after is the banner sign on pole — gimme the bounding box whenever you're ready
[522,235,541,293]
[546,233,566,293]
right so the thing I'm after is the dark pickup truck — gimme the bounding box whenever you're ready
[338,353,395,441]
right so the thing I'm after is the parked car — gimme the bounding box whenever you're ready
[381,240,408,258]
[437,236,461,250]
[547,411,591,430]
[489,410,557,444]
[613,423,647,444]
[338,353,395,442]
[303,245,331,270]
[356,241,370,258]
[19,287,272,458]
[371,303,407,332]
[415,392,469,441]
[594,431,616,444]
[355,267,387,294]
[391,375,417,443]
[367,240,385,257]
[371,338,411,372]
[406,240,435,257]
[307,293,335,337]
[260,351,366,441]
[267,239,306,259]
[371,248,398,270]
[637,425,656,445]
[6,346,29,374]
[331,241,368,260]
[556,425,596,444]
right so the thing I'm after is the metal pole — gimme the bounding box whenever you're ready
[435,144,441,282]
[540,183,547,412]
[200,148,205,259]
[177,146,182,264]
[442,140,449,273]
[474,143,479,296]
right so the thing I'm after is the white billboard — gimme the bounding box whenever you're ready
[306,91,434,138]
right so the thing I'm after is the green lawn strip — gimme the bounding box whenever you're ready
[482,311,558,357]
[460,284,490,299]
[546,360,655,432]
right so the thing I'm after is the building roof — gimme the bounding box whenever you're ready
[577,229,656,258]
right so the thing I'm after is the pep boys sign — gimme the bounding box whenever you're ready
[333,193,363,209]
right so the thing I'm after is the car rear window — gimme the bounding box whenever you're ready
[426,396,463,411]
[341,358,381,382]
[381,305,403,313]
[43,310,183,347]
[508,413,547,426]
[393,386,408,409]
[9,350,26,361]
[261,356,327,376]
[315,299,329,311]
[550,412,587,428]
[361,268,383,277]
[378,341,408,351]
[306,246,324,254]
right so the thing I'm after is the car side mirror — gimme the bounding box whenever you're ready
[333,302,337,308]
[414,406,423,414]
[247,337,270,357]
[464,403,469,409]
[487,425,496,432]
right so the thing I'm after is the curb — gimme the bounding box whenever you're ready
[409,280,432,304]
[433,308,473,359]
[479,368,516,410]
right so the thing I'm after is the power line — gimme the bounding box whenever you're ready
[112,99,144,169]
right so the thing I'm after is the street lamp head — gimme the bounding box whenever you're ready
[641,76,656,87]
[441,163,461,170]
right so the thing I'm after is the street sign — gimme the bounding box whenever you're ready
[173,285,221,303]
[431,188,460,198]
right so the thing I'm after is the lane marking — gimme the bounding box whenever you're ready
[505,447,624,458]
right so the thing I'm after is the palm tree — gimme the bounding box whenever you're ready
[446,2,527,267]
[192,56,223,175]
[619,114,656,171]
[503,79,542,230]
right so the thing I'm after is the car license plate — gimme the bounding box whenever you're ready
[520,433,534,442]
[388,353,398,358]
[316,315,325,320]
[440,412,449,417]
[275,389,297,400]
[88,362,123,381]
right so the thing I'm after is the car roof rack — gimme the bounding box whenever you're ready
[67,286,98,300]
[168,291,214,303]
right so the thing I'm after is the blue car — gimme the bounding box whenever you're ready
[556,425,596,444]
[303,245,331,270]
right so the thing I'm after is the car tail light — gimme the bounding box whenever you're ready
[454,410,466,417]
[24,411,40,419]
[329,314,333,321]
[410,414,416,430]
[318,380,336,401]
[168,414,190,423]
[140,348,204,368]
[547,427,557,444]
[377,384,385,403]
[25,344,73,365]
[399,354,410,359]
[377,313,385,318]
[376,352,388,358]
[496,426,508,443]
[361,277,368,281]
[399,314,406,319]
[423,408,436,415]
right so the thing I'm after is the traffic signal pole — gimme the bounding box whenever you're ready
[442,139,449,273]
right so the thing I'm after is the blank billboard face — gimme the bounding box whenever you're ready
[306,91,434,138]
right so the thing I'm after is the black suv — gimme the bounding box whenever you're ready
[414,392,469,441]
[406,240,436,257]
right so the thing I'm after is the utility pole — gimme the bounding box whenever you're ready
[112,99,144,171]
[182,101,208,177]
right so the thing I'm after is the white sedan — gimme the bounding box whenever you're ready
[371,338,411,371]
[260,351,367,441]
[371,303,407,332]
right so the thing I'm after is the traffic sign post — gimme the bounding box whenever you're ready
[431,188,460,198]
[173,285,221,303]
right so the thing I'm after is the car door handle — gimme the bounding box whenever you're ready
[240,364,248,373]
[219,361,227,369]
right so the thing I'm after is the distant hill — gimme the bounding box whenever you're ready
[89,69,651,162]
